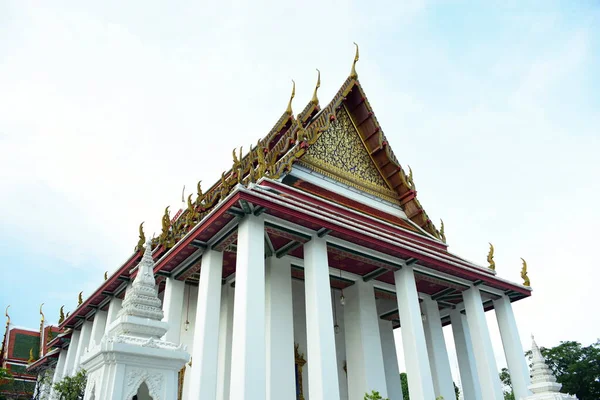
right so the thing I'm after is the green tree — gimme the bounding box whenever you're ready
[53,370,87,400]
[499,367,515,400]
[525,340,600,399]
[400,372,409,399]
[364,390,389,400]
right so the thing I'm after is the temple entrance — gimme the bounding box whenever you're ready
[131,382,153,400]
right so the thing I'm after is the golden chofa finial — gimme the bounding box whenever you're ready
[181,185,185,204]
[28,348,34,364]
[286,80,296,114]
[104,271,108,280]
[78,291,83,306]
[350,42,360,79]
[4,305,10,327]
[58,306,65,324]
[439,219,446,243]
[196,180,203,204]
[39,303,45,324]
[311,69,321,105]
[487,243,496,270]
[520,258,530,287]
[136,222,146,252]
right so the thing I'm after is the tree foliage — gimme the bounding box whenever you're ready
[364,390,389,400]
[53,370,87,400]
[399,372,460,399]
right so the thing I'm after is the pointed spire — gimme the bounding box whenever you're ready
[5,305,10,327]
[39,303,45,324]
[350,42,360,79]
[439,219,446,243]
[527,335,576,397]
[117,240,164,323]
[311,69,321,105]
[286,80,296,114]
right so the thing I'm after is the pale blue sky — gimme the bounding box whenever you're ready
[1,0,598,374]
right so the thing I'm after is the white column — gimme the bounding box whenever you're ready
[162,277,185,344]
[188,249,224,400]
[72,321,92,374]
[62,330,80,377]
[229,215,266,399]
[494,295,531,399]
[379,319,403,400]
[304,236,341,400]
[266,256,296,400]
[89,311,107,348]
[217,284,234,400]
[422,296,455,400]
[52,349,68,383]
[450,309,482,400]
[105,298,122,333]
[344,280,388,399]
[394,265,435,399]
[463,286,503,399]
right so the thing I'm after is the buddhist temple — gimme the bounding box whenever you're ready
[20,47,534,400]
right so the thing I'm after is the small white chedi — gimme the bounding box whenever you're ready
[80,241,189,400]
[522,336,577,400]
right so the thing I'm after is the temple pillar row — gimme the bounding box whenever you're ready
[462,286,504,399]
[422,296,455,400]
[394,265,436,399]
[495,295,531,399]
[62,329,80,377]
[450,309,482,400]
[163,277,185,344]
[104,298,122,333]
[379,319,403,400]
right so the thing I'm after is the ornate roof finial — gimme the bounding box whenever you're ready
[104,271,108,280]
[439,219,446,243]
[181,185,185,204]
[311,69,321,105]
[521,258,530,286]
[4,305,10,327]
[58,306,65,324]
[28,348,34,364]
[350,42,360,79]
[196,180,203,205]
[286,80,296,115]
[136,222,146,252]
[487,243,496,270]
[78,291,83,306]
[39,303,45,324]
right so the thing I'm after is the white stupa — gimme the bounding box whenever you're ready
[523,335,577,400]
[81,241,189,400]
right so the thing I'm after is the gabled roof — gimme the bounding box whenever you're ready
[147,57,441,254]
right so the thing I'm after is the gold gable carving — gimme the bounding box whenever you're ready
[300,106,398,201]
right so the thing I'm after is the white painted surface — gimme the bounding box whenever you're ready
[304,236,341,400]
[394,265,435,399]
[422,296,455,400]
[463,287,504,399]
[73,321,92,374]
[52,349,67,383]
[89,311,107,348]
[229,215,267,400]
[266,257,296,400]
[180,283,198,399]
[187,249,224,400]
[162,277,185,344]
[450,309,482,400]
[494,296,531,399]
[379,319,403,400]
[292,279,310,399]
[104,298,122,334]
[344,280,388,399]
[216,284,234,400]
[63,329,80,377]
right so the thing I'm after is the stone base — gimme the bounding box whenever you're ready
[81,334,189,400]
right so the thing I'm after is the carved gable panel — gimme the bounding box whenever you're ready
[301,106,396,201]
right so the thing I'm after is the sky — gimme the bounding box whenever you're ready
[1,0,599,380]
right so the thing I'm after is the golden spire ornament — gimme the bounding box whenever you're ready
[39,303,45,325]
[78,291,83,306]
[104,271,108,280]
[286,80,296,114]
[350,42,360,79]
[311,69,321,105]
[136,222,146,252]
[487,243,496,271]
[28,348,34,364]
[4,305,10,327]
[58,306,65,324]
[520,258,530,287]
[196,180,203,204]
[439,219,446,243]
